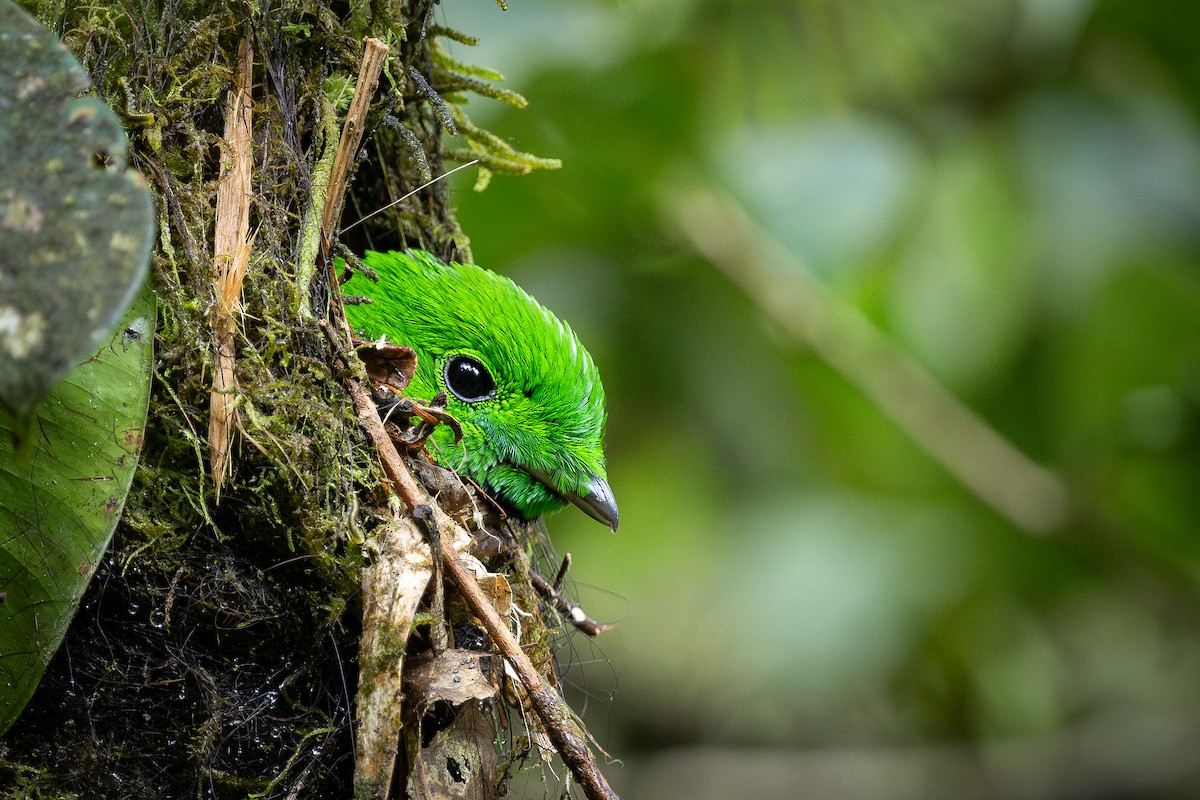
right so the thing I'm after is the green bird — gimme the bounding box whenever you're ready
[343,249,617,531]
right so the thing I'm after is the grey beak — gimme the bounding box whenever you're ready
[528,468,619,531]
[566,476,619,532]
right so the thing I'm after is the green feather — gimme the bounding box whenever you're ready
[343,249,617,529]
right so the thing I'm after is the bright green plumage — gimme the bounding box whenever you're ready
[343,249,617,529]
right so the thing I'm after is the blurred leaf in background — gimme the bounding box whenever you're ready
[438,0,1200,797]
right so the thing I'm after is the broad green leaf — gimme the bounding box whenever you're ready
[0,0,154,419]
[0,286,155,735]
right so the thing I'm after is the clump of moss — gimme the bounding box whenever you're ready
[2,1,563,796]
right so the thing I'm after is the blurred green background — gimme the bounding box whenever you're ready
[439,1,1200,797]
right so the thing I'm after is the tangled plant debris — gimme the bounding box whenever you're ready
[0,2,613,798]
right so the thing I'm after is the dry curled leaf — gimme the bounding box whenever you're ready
[355,337,417,392]
[407,649,497,708]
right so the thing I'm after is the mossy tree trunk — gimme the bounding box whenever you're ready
[0,2,567,797]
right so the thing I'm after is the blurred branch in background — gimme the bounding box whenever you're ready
[667,180,1071,535]
[444,2,1200,797]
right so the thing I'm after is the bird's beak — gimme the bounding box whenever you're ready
[527,469,619,531]
[565,475,619,532]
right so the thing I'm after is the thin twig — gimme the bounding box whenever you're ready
[668,182,1072,535]
[530,562,614,638]
[321,38,390,260]
[209,36,254,501]
[320,37,389,330]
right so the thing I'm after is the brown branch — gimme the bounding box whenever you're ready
[309,37,425,800]
[441,549,621,800]
[209,36,254,502]
[317,36,619,800]
[315,37,388,337]
[343,359,620,799]
[322,37,390,267]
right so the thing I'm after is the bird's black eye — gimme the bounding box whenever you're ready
[444,355,496,403]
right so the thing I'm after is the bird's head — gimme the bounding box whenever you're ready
[344,250,617,530]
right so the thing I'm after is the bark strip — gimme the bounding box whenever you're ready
[209,36,254,501]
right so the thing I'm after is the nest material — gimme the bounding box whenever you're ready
[0,2,593,798]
